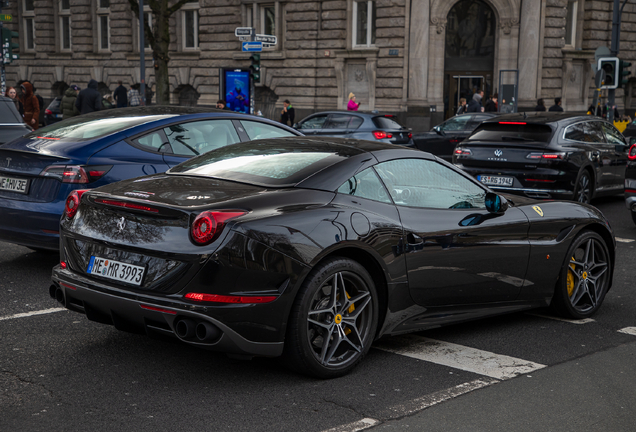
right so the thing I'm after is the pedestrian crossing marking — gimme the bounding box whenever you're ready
[618,327,636,336]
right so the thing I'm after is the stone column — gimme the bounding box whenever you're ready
[407,0,430,104]
[517,0,542,106]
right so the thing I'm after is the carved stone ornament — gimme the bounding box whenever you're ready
[430,17,447,34]
[355,70,364,82]
[501,18,520,35]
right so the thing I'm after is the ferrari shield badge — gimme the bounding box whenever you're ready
[532,206,544,217]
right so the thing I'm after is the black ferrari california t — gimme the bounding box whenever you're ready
[51,137,615,378]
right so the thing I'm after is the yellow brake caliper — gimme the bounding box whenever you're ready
[344,291,355,335]
[567,257,576,297]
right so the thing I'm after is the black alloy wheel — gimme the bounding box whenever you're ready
[285,257,378,379]
[573,171,592,204]
[552,231,611,319]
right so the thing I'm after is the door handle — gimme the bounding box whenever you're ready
[407,233,423,245]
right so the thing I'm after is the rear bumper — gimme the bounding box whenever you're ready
[51,266,284,358]
[0,198,64,250]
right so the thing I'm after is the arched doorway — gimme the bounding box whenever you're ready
[444,0,496,118]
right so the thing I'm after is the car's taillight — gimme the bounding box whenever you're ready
[64,189,89,219]
[190,210,247,245]
[373,131,393,139]
[95,198,159,213]
[454,147,472,157]
[41,165,112,183]
[629,144,636,160]
[408,132,413,139]
[526,152,566,160]
[45,109,53,115]
[184,293,277,304]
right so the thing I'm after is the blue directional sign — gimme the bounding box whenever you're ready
[242,41,262,52]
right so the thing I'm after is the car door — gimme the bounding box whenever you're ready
[563,121,613,190]
[600,122,629,190]
[296,114,330,136]
[160,119,241,167]
[430,115,471,160]
[374,157,530,306]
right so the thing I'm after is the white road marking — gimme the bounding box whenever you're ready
[615,237,635,243]
[0,308,66,321]
[526,312,595,324]
[618,327,636,336]
[321,418,380,432]
[375,334,546,380]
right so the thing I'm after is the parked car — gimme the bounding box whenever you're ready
[44,96,63,125]
[294,111,413,146]
[453,113,629,203]
[413,113,498,161]
[0,106,301,251]
[624,139,636,224]
[0,95,32,144]
[50,137,615,378]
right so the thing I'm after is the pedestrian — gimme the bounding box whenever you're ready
[216,99,230,110]
[466,92,484,113]
[548,97,564,112]
[102,95,115,109]
[347,93,361,111]
[75,79,102,114]
[535,98,546,111]
[128,84,141,107]
[61,84,80,119]
[20,81,40,130]
[484,93,498,112]
[114,80,128,108]
[5,86,24,116]
[280,99,295,126]
[456,98,467,115]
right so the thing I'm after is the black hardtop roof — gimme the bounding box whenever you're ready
[482,112,593,126]
[249,135,409,153]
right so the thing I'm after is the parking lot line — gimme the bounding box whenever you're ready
[0,307,65,321]
[525,312,595,324]
[375,335,546,380]
[615,237,635,243]
[618,327,636,336]
[321,418,380,432]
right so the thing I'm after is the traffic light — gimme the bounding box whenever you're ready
[598,57,619,89]
[249,53,260,83]
[619,59,632,89]
[1,27,19,64]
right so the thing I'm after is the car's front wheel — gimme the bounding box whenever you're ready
[285,257,378,379]
[552,231,611,319]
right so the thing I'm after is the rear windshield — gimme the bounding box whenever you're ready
[468,123,553,143]
[168,140,353,187]
[25,114,177,141]
[372,116,405,130]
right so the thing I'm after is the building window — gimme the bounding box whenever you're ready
[97,0,110,51]
[182,1,200,50]
[261,5,275,36]
[23,0,36,50]
[353,0,376,47]
[60,0,72,51]
[133,7,152,51]
[243,2,281,50]
[565,0,578,47]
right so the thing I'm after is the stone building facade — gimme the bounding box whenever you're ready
[4,0,636,130]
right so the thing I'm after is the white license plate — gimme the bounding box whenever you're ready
[87,256,145,286]
[478,175,514,187]
[55,114,63,118]
[0,176,29,194]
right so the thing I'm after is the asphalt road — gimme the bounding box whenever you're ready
[1,195,635,432]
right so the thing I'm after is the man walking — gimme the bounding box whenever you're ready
[62,84,80,119]
[466,92,484,113]
[114,81,128,108]
[128,84,142,107]
[75,79,102,114]
[548,97,564,112]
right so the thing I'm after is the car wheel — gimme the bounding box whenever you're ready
[285,257,378,379]
[573,171,592,204]
[551,231,611,319]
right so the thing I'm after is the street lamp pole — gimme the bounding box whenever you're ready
[139,0,146,105]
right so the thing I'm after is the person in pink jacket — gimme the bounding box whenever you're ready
[347,92,361,111]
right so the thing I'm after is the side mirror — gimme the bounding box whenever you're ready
[630,137,636,145]
[433,126,445,136]
[293,123,299,129]
[485,192,508,215]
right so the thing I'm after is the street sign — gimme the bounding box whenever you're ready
[235,27,254,37]
[0,14,12,22]
[242,41,262,52]
[254,34,277,45]
[239,36,250,41]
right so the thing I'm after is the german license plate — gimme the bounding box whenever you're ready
[0,176,29,194]
[478,175,513,187]
[87,256,145,286]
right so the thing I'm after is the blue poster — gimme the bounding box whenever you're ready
[224,70,250,114]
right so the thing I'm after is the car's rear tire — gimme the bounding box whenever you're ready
[284,257,378,379]
[573,171,592,204]
[551,231,611,319]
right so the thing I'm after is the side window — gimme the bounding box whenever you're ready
[241,120,296,141]
[298,115,329,130]
[601,123,626,146]
[375,159,486,209]
[133,130,168,152]
[163,120,240,156]
[337,167,392,204]
[564,122,605,143]
[467,115,490,130]
[440,116,469,131]
[325,114,356,129]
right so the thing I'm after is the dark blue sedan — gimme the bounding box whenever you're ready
[0,106,300,251]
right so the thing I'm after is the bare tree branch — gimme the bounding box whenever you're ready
[168,0,190,15]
